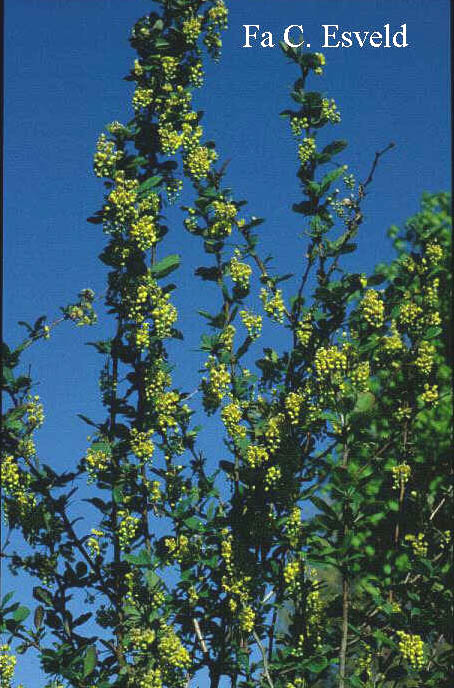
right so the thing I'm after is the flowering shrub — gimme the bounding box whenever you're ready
[1,2,452,688]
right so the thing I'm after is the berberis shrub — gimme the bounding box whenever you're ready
[1,2,452,687]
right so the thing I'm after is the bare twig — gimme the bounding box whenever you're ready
[193,618,209,657]
[360,142,395,193]
[253,630,274,688]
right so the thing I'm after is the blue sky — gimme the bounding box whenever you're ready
[3,0,451,684]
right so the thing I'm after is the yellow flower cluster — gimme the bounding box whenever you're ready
[265,413,285,452]
[220,324,235,351]
[426,242,443,264]
[396,631,425,669]
[130,215,158,251]
[86,445,111,481]
[285,679,307,688]
[285,392,304,425]
[350,361,370,391]
[148,480,162,504]
[208,0,228,29]
[157,84,193,120]
[139,668,162,688]
[132,58,143,76]
[306,578,323,647]
[246,445,269,468]
[0,645,16,688]
[419,383,438,406]
[265,465,281,491]
[440,530,451,549]
[151,296,178,340]
[202,357,230,402]
[130,428,154,461]
[296,313,312,347]
[230,254,252,290]
[161,55,179,81]
[136,321,150,350]
[184,144,217,180]
[182,15,203,43]
[313,52,326,75]
[399,302,423,327]
[425,278,440,308]
[238,605,255,633]
[157,622,191,669]
[222,575,251,613]
[221,403,246,440]
[283,560,301,590]
[117,511,140,549]
[207,199,237,238]
[145,361,171,400]
[189,61,204,88]
[286,506,302,548]
[314,345,347,380]
[26,394,45,428]
[298,137,316,164]
[290,115,309,137]
[132,86,154,111]
[361,290,384,327]
[240,309,262,339]
[184,207,199,233]
[414,341,435,376]
[105,171,139,225]
[87,529,104,557]
[130,627,155,650]
[382,320,404,354]
[93,133,123,178]
[396,404,412,421]
[221,531,233,564]
[1,454,36,512]
[165,535,190,563]
[158,122,184,155]
[18,437,36,459]
[68,301,97,327]
[260,288,285,323]
[405,533,428,557]
[321,98,341,123]
[166,178,183,203]
[391,463,411,490]
[155,391,180,430]
[356,647,373,681]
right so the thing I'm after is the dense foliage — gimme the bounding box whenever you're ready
[1,2,452,687]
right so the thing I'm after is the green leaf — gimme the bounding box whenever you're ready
[83,645,97,678]
[183,517,205,533]
[150,254,181,279]
[13,606,30,623]
[34,605,44,629]
[320,166,345,193]
[306,656,328,673]
[137,176,162,194]
[33,587,52,606]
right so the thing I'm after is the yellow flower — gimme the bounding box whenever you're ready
[93,133,123,178]
[419,383,438,406]
[396,631,425,669]
[230,254,252,290]
[238,605,255,633]
[361,290,384,327]
[260,288,285,323]
[130,428,154,461]
[221,403,246,440]
[298,137,316,164]
[246,445,269,468]
[240,309,262,339]
[182,16,203,44]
